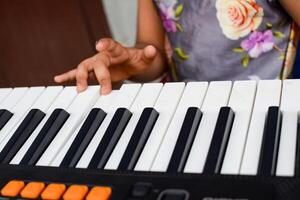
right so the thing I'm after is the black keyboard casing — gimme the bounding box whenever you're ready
[0,164,300,200]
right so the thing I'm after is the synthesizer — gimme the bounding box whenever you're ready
[0,80,299,200]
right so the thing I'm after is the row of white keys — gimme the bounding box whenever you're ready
[0,88,12,105]
[240,80,282,175]
[4,86,63,162]
[76,84,142,168]
[151,82,208,172]
[0,87,45,151]
[0,88,28,112]
[276,80,300,176]
[184,81,232,173]
[134,82,185,171]
[0,88,28,134]
[11,87,77,164]
[105,83,163,170]
[51,90,119,166]
[37,86,100,166]
[221,81,257,174]
[29,86,64,112]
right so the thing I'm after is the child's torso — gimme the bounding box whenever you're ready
[154,0,295,81]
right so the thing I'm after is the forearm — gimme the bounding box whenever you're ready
[280,0,300,26]
[130,0,168,82]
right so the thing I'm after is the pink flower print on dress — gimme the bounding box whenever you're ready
[241,30,274,58]
[159,3,177,32]
[216,0,264,40]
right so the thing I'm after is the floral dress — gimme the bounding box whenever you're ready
[153,0,299,81]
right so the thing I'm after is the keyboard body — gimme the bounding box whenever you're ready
[0,80,300,199]
[0,165,300,200]
[0,165,299,199]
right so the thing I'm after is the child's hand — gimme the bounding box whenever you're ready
[54,38,157,95]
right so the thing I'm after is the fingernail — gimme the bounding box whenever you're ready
[98,42,104,50]
[96,41,106,51]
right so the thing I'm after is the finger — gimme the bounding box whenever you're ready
[75,62,89,92]
[126,45,157,72]
[142,45,157,63]
[96,38,129,62]
[95,38,109,51]
[95,38,116,52]
[54,69,77,83]
[93,61,112,95]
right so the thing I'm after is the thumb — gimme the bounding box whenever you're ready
[142,45,157,63]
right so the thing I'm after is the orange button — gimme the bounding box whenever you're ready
[1,180,25,197]
[41,183,66,200]
[63,185,88,200]
[86,187,112,200]
[20,182,45,199]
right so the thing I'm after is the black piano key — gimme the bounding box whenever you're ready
[0,109,45,163]
[20,109,70,165]
[295,122,300,177]
[167,107,202,173]
[203,106,234,174]
[118,108,159,171]
[0,109,13,131]
[60,108,106,167]
[258,106,282,176]
[88,107,132,169]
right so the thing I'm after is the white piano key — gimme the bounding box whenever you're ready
[0,88,28,132]
[0,88,12,105]
[51,90,119,167]
[276,80,300,177]
[221,81,257,175]
[0,87,45,150]
[0,87,63,163]
[46,87,78,112]
[134,82,185,171]
[30,86,63,111]
[10,87,77,165]
[93,90,119,112]
[51,121,83,167]
[36,86,100,166]
[105,83,163,170]
[76,84,142,168]
[151,82,208,172]
[240,80,281,175]
[184,81,232,174]
[0,88,28,110]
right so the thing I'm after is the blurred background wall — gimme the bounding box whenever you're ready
[102,0,137,47]
[0,0,111,87]
[0,0,299,87]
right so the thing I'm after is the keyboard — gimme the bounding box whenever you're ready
[0,80,299,200]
